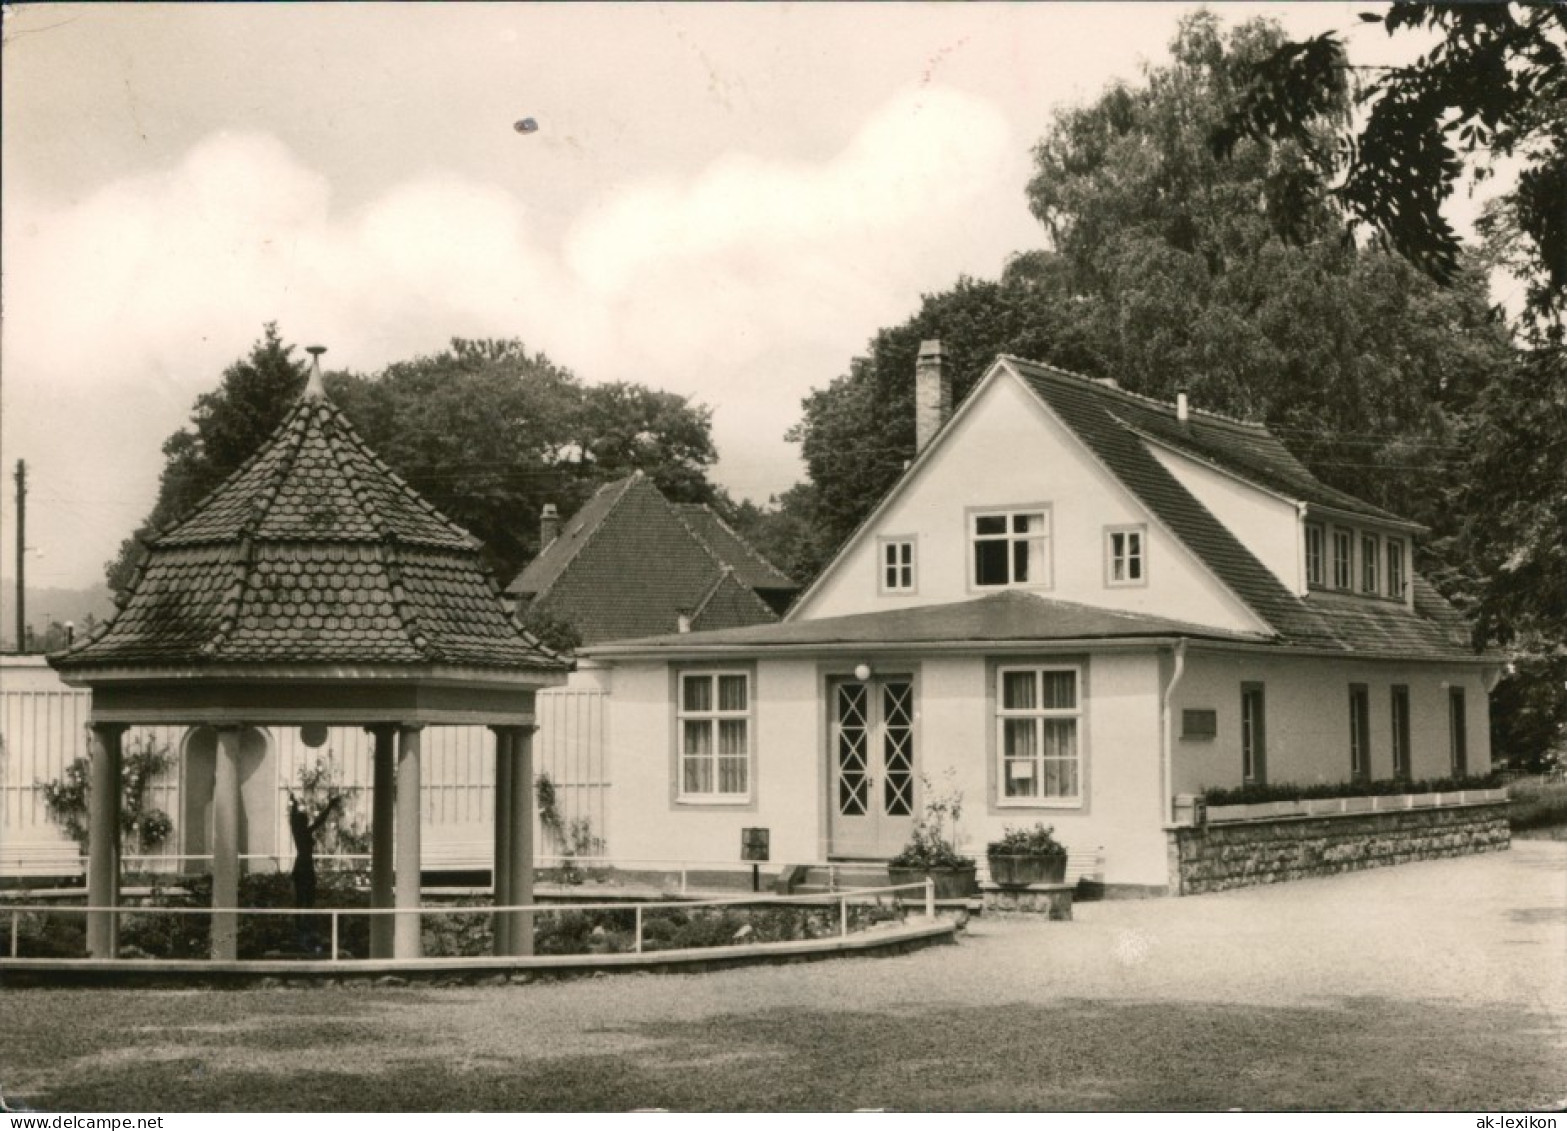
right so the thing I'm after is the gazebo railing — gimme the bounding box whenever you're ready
[1,880,938,962]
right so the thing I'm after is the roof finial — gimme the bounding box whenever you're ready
[304,346,328,399]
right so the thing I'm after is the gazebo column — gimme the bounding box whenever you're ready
[211,725,245,961]
[491,727,513,955]
[368,724,396,959]
[393,724,424,959]
[86,723,126,958]
[503,724,536,957]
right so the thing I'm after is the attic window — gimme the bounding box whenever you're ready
[1387,539,1406,599]
[1332,529,1353,590]
[879,537,916,593]
[973,508,1051,589]
[1361,534,1380,594]
[1105,525,1146,587]
[1305,523,1325,587]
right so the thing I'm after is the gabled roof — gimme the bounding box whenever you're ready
[584,591,1266,656]
[503,473,783,646]
[1007,357,1481,658]
[785,355,1485,664]
[52,380,566,675]
[674,504,799,593]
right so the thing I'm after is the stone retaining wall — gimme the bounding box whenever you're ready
[1166,801,1510,896]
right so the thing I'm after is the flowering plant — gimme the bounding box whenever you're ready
[888,769,974,870]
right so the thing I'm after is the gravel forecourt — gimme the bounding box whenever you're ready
[3,841,1564,1112]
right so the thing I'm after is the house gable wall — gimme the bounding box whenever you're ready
[1145,442,1303,594]
[792,371,1263,634]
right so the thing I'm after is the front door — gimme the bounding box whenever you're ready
[828,676,916,858]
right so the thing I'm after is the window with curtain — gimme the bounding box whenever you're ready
[678,672,750,800]
[997,666,1081,804]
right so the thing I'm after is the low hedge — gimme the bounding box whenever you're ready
[1201,771,1501,808]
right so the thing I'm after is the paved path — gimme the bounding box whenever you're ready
[5,842,1564,1111]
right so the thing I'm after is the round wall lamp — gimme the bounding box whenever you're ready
[853,663,873,682]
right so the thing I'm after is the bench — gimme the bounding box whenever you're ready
[0,843,86,880]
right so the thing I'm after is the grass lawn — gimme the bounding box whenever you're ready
[4,842,1563,1113]
[0,984,1562,1112]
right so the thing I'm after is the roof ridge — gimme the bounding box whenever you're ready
[201,536,253,658]
[529,474,641,603]
[689,565,781,630]
[378,542,435,660]
[670,500,751,577]
[676,503,794,585]
[155,396,311,543]
[242,398,317,538]
[320,401,477,546]
[1000,354,1267,430]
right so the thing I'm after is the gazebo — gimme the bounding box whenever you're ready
[50,350,568,961]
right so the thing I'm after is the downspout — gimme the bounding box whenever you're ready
[1161,639,1189,825]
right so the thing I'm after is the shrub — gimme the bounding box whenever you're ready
[1505,775,1567,833]
[1202,771,1501,807]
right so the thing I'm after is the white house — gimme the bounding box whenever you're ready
[579,345,1501,891]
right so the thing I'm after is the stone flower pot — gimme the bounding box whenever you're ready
[987,854,1068,888]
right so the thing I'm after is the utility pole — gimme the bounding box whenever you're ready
[14,459,25,654]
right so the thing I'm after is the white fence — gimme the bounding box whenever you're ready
[0,660,607,877]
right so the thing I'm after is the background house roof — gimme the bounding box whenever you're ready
[52,384,565,674]
[503,472,787,646]
[673,504,799,595]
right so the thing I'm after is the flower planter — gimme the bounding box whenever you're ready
[888,864,978,900]
[987,854,1068,888]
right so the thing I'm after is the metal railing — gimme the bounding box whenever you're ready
[3,879,937,962]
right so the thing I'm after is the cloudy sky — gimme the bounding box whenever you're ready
[3,2,1412,592]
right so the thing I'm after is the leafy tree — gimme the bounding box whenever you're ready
[785,13,1512,573]
[1214,2,1566,327]
[1212,3,1565,764]
[106,331,721,592]
[105,324,308,593]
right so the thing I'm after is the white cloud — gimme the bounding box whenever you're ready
[2,85,1028,586]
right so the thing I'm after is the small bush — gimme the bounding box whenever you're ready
[1505,775,1567,833]
[1202,771,1501,807]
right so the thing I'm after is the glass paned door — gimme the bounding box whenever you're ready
[829,676,916,857]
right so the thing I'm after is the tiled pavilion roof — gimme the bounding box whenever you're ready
[53,363,567,676]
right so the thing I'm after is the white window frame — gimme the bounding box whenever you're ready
[1332,529,1353,590]
[970,505,1053,590]
[995,664,1083,807]
[676,670,752,803]
[1305,523,1326,587]
[1105,524,1147,588]
[1361,533,1380,595]
[1386,538,1406,600]
[878,536,917,594]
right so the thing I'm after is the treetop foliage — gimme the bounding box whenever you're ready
[107,329,719,593]
[1215,2,1566,328]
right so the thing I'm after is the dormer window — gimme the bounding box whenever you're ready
[1305,523,1325,587]
[973,508,1051,589]
[1361,534,1380,594]
[1332,530,1353,590]
[1387,539,1406,599]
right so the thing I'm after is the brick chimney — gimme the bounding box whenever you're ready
[540,503,561,548]
[914,339,950,454]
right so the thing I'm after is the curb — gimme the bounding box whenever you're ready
[0,918,958,989]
